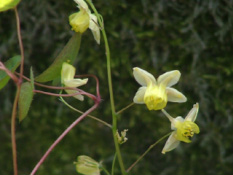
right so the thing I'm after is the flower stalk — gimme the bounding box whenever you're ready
[85,0,127,174]
[30,102,100,175]
[126,132,172,173]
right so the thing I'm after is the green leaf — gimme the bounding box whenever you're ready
[0,55,21,90]
[18,82,34,122]
[35,33,82,82]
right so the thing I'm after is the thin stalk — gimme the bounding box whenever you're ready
[11,87,20,175]
[34,89,96,100]
[101,166,111,175]
[60,96,112,128]
[161,109,175,123]
[126,132,172,172]
[10,7,25,175]
[86,1,126,174]
[14,7,25,82]
[116,103,134,115]
[111,153,117,175]
[30,102,99,175]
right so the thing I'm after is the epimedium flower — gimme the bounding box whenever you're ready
[61,62,88,101]
[0,0,20,12]
[74,155,100,175]
[69,0,100,44]
[133,67,187,110]
[161,103,200,154]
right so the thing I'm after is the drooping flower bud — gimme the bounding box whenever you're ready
[74,155,100,175]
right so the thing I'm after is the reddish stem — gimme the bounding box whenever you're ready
[15,72,100,100]
[0,63,19,83]
[30,102,99,175]
[15,7,25,83]
[75,74,100,98]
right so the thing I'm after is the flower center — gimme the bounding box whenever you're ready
[176,121,200,143]
[144,83,167,110]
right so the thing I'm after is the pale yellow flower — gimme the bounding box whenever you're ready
[69,0,100,44]
[75,155,100,175]
[162,103,200,154]
[0,0,20,12]
[61,62,88,101]
[133,67,187,110]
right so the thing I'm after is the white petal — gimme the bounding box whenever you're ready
[74,0,89,12]
[162,132,180,154]
[61,62,76,83]
[64,78,88,88]
[89,14,98,31]
[65,90,84,101]
[89,14,100,44]
[92,29,100,44]
[133,87,146,104]
[166,87,187,103]
[133,67,156,86]
[158,70,181,87]
[161,109,175,125]
[185,103,199,122]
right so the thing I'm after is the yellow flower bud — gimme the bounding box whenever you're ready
[69,10,90,33]
[0,0,20,12]
[75,155,100,175]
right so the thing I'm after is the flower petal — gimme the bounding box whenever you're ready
[133,67,156,86]
[66,90,84,101]
[69,11,90,33]
[158,70,181,87]
[166,87,187,103]
[64,78,88,88]
[61,63,76,84]
[89,14,100,44]
[162,132,180,154]
[74,0,89,12]
[172,116,184,130]
[133,87,146,104]
[185,103,199,122]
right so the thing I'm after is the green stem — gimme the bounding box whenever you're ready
[126,132,172,173]
[60,96,112,128]
[111,153,117,175]
[86,1,126,174]
[101,166,111,175]
[116,102,134,115]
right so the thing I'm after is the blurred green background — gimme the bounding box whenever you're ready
[1,0,233,174]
